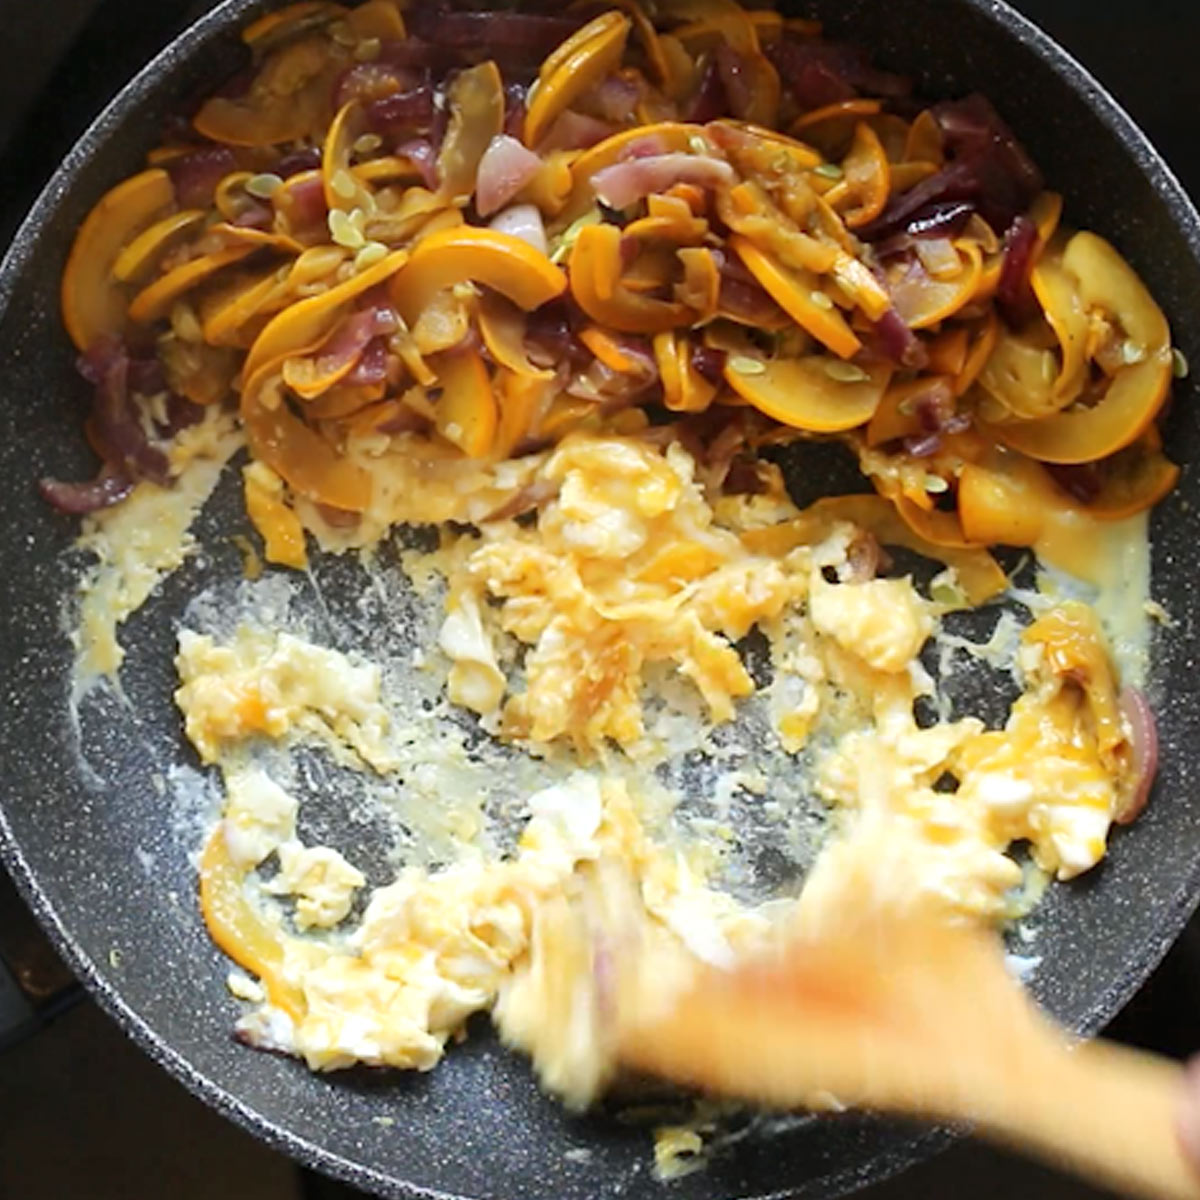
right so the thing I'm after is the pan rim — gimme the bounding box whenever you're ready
[2,0,1200,1197]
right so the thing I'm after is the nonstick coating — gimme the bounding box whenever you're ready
[2,2,1200,1198]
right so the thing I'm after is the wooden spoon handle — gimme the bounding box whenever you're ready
[974,1034,1200,1200]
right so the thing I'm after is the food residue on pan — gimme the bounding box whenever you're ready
[47,0,1173,1178]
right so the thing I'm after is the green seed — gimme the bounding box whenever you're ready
[814,163,843,180]
[729,355,766,375]
[549,208,602,263]
[688,135,709,155]
[331,168,358,200]
[1173,348,1190,379]
[245,172,283,199]
[924,475,949,494]
[354,241,388,270]
[353,132,383,155]
[809,289,834,311]
[823,360,869,383]
[329,209,365,249]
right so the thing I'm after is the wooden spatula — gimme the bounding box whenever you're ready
[616,902,1200,1200]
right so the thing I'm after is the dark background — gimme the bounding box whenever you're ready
[2,2,1199,1198]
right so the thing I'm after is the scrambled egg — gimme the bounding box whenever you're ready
[176,626,396,771]
[208,768,757,1076]
[436,435,813,752]
[148,430,1143,1115]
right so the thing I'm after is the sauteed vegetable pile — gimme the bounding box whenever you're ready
[50,0,1178,553]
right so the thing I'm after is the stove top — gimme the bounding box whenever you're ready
[2,2,1198,1197]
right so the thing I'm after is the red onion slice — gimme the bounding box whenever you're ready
[277,172,327,231]
[489,203,548,255]
[591,153,734,210]
[1116,686,1158,825]
[476,135,542,217]
[503,82,528,139]
[871,307,928,369]
[167,145,237,208]
[685,57,728,123]
[39,470,133,515]
[690,344,726,385]
[405,6,588,57]
[365,84,436,135]
[395,138,439,189]
[538,109,616,153]
[717,258,787,326]
[579,74,640,124]
[767,38,911,112]
[345,338,390,387]
[375,36,459,72]
[314,306,399,379]
[276,146,322,178]
[715,43,756,122]
[996,213,1039,325]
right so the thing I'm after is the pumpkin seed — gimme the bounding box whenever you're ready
[354,241,388,270]
[245,172,283,199]
[331,168,358,200]
[728,355,766,375]
[823,360,869,383]
[329,208,365,249]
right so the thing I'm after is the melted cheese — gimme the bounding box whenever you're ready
[74,410,241,679]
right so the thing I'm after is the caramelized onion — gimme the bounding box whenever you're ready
[1116,686,1158,824]
[996,213,1039,325]
[592,153,734,210]
[168,146,237,208]
[39,470,133,515]
[476,135,542,217]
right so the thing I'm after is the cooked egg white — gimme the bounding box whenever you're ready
[266,843,366,931]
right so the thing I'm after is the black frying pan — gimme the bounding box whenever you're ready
[2,2,1200,1197]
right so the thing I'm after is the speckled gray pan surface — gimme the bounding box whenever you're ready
[1,1,1200,1197]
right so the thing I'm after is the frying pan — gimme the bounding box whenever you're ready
[1,1,1199,1197]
